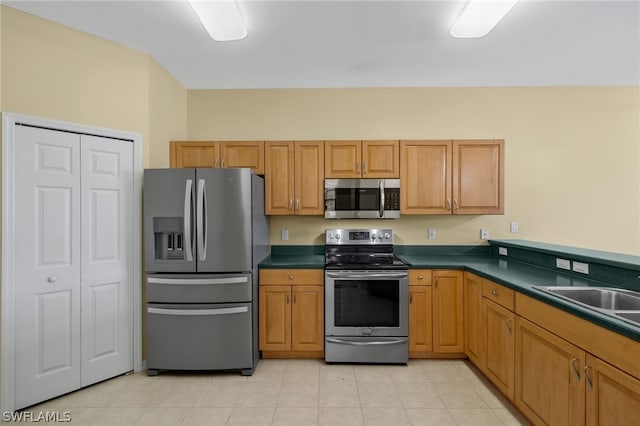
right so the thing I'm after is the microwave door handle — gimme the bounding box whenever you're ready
[183,179,193,261]
[379,180,385,218]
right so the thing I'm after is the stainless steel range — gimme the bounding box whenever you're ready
[324,229,409,364]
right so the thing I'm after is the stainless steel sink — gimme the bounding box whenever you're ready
[540,287,640,310]
[533,286,640,327]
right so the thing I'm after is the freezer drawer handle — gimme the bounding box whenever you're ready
[147,276,249,285]
[147,306,248,316]
[326,338,407,346]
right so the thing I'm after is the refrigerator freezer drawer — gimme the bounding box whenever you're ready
[146,273,252,303]
[146,302,253,372]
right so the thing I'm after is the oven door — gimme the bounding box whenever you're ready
[325,270,408,337]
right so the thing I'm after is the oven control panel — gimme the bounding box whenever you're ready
[325,228,394,245]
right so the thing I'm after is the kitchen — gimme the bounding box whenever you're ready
[0,1,639,425]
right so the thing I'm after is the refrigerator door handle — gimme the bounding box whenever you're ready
[196,178,208,261]
[184,179,194,261]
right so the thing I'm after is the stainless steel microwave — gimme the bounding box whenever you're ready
[324,179,400,219]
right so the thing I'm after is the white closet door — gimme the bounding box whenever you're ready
[14,125,82,409]
[80,135,133,386]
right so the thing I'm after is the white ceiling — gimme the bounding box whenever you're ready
[4,0,640,89]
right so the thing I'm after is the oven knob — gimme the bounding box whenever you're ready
[328,233,334,239]
[336,234,341,240]
[371,233,377,240]
[384,233,390,239]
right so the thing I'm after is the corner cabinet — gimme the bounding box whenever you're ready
[169,141,265,174]
[400,140,504,215]
[259,269,324,358]
[325,140,399,178]
[264,141,324,215]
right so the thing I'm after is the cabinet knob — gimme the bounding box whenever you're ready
[491,290,498,296]
[418,275,423,280]
[47,276,57,283]
[288,275,294,280]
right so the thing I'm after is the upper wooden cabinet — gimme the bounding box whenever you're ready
[264,141,324,215]
[325,140,399,178]
[400,140,504,215]
[170,141,265,174]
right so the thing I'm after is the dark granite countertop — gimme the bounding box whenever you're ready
[259,244,640,342]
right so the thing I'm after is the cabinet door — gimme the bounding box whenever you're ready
[170,141,218,168]
[259,286,291,351]
[292,286,324,351]
[294,141,325,215]
[409,285,433,353]
[400,140,452,214]
[483,298,515,401]
[586,354,640,426]
[265,142,295,215]
[325,141,361,178]
[432,270,464,352]
[362,141,399,178]
[452,140,504,214]
[515,316,585,426]
[219,141,265,174]
[463,273,484,368]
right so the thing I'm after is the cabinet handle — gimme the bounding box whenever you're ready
[221,158,225,168]
[286,293,290,304]
[491,290,498,296]
[571,357,581,381]
[453,198,459,210]
[435,277,439,289]
[356,161,360,174]
[447,199,451,210]
[584,365,593,390]
[214,158,219,168]
[505,318,512,335]
[295,198,300,210]
[289,199,293,210]
[363,162,367,175]
[293,293,296,304]
[410,293,413,304]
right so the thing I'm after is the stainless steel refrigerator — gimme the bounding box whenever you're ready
[143,168,269,376]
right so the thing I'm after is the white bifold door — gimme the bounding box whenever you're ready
[13,125,133,409]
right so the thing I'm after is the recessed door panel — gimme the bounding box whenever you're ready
[14,125,82,410]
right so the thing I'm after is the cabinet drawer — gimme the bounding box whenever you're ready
[483,280,515,311]
[260,269,324,285]
[409,270,432,286]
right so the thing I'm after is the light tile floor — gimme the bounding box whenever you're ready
[12,359,531,425]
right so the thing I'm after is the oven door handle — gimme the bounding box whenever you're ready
[326,272,408,279]
[326,338,407,346]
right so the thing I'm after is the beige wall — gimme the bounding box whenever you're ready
[0,5,188,169]
[188,88,640,255]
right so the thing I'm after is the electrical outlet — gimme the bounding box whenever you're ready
[428,229,436,240]
[480,228,489,240]
[281,229,288,241]
[573,261,589,274]
[556,258,571,270]
[510,222,519,233]
[498,247,508,256]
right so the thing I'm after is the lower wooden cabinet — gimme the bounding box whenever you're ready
[409,284,433,354]
[586,354,640,425]
[433,270,464,353]
[483,298,515,400]
[514,316,585,425]
[463,272,484,367]
[259,269,324,358]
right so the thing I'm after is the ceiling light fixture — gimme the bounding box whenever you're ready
[450,0,519,38]
[187,0,247,42]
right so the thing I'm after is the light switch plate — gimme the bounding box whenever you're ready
[281,229,288,241]
[556,258,571,270]
[428,229,436,240]
[498,247,508,256]
[480,228,489,240]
